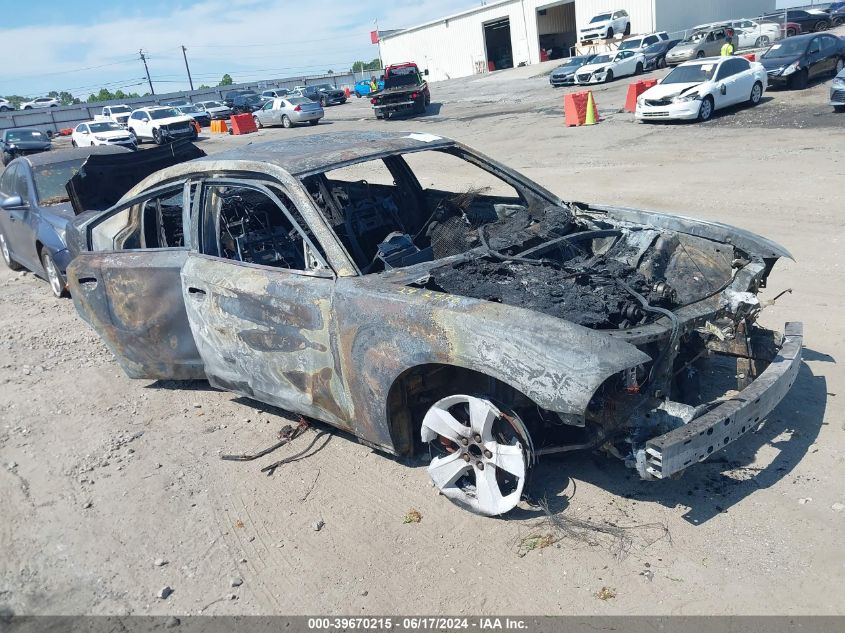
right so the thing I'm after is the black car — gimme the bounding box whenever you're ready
[176,104,212,127]
[230,93,263,114]
[549,55,596,86]
[760,32,845,89]
[298,84,347,106]
[223,89,261,111]
[643,39,681,71]
[1,128,52,166]
[763,9,832,33]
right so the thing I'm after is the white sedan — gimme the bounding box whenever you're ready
[576,50,646,84]
[72,121,137,149]
[636,56,767,122]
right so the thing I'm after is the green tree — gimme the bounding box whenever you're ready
[218,73,233,86]
[2,95,25,109]
[198,84,210,89]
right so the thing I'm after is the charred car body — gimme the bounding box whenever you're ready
[66,132,802,517]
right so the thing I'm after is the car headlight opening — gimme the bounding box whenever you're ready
[673,92,701,103]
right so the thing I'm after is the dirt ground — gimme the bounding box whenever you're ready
[1,54,844,617]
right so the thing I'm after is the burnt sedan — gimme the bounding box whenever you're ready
[66,132,802,517]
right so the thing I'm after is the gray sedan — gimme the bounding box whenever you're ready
[832,68,845,112]
[253,97,323,128]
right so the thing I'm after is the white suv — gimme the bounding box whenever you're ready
[127,106,196,145]
[579,9,631,43]
[618,31,669,53]
[21,97,60,109]
[0,98,13,112]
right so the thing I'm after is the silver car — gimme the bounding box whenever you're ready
[253,97,323,128]
[196,100,233,121]
[666,26,735,66]
[832,68,845,112]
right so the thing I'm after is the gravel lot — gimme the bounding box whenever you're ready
[1,47,844,616]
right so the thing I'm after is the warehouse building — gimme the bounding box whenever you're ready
[378,0,777,82]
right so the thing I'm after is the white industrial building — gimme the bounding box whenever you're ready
[378,0,777,82]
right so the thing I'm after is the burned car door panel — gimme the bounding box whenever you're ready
[66,133,803,517]
[67,181,205,380]
[181,181,351,428]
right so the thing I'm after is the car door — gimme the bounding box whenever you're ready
[717,58,754,106]
[820,36,839,74]
[3,163,39,269]
[806,37,825,78]
[615,51,634,76]
[256,99,273,126]
[66,180,206,380]
[180,178,353,428]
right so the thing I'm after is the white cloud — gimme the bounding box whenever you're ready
[0,0,472,97]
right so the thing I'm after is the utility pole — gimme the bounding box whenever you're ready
[139,49,155,95]
[181,45,195,91]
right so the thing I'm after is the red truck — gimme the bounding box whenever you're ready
[370,62,430,119]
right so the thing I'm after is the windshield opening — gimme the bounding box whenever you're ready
[763,39,808,59]
[683,31,707,43]
[34,159,85,205]
[202,101,224,108]
[662,63,717,84]
[179,105,201,113]
[590,13,611,23]
[590,54,612,64]
[110,106,131,113]
[5,130,46,143]
[88,122,122,133]
[385,66,421,89]
[150,108,181,120]
[644,42,665,54]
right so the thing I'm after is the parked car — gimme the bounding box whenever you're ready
[261,89,290,101]
[760,33,845,89]
[223,89,259,108]
[64,131,800,517]
[127,107,197,145]
[666,26,736,66]
[576,50,645,84]
[1,128,51,166]
[727,19,782,48]
[0,98,14,112]
[0,147,131,296]
[230,93,264,114]
[21,97,60,109]
[618,31,669,53]
[549,55,597,86]
[196,100,233,120]
[636,56,767,122]
[162,99,190,107]
[253,97,323,128]
[831,67,845,111]
[762,10,831,33]
[579,9,631,43]
[354,79,384,97]
[175,104,212,127]
[642,40,681,70]
[72,122,137,149]
[823,5,845,26]
[94,105,132,128]
[295,84,347,107]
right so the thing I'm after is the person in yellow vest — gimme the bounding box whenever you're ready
[721,30,735,56]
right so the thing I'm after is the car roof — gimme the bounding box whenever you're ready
[194,131,455,177]
[23,145,131,168]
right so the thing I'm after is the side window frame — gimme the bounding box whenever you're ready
[193,177,334,278]
[86,179,194,252]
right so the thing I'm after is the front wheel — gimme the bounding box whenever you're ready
[1,151,12,166]
[320,96,327,107]
[71,140,77,148]
[421,394,531,517]
[755,36,770,47]
[0,230,22,271]
[40,250,66,298]
[834,105,845,113]
[253,115,263,129]
[749,81,763,106]
[624,22,631,36]
[605,69,614,83]
[786,28,797,37]
[833,58,844,77]
[606,27,614,39]
[152,128,163,145]
[815,20,829,32]
[658,56,667,69]
[696,51,706,59]
[635,62,643,76]
[697,96,714,122]
[281,115,292,128]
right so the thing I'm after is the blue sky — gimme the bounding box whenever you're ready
[0,0,473,98]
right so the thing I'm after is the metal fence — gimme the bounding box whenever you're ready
[0,68,384,134]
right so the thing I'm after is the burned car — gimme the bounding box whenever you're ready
[66,132,802,517]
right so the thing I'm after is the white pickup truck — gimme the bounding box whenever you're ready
[94,105,133,127]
